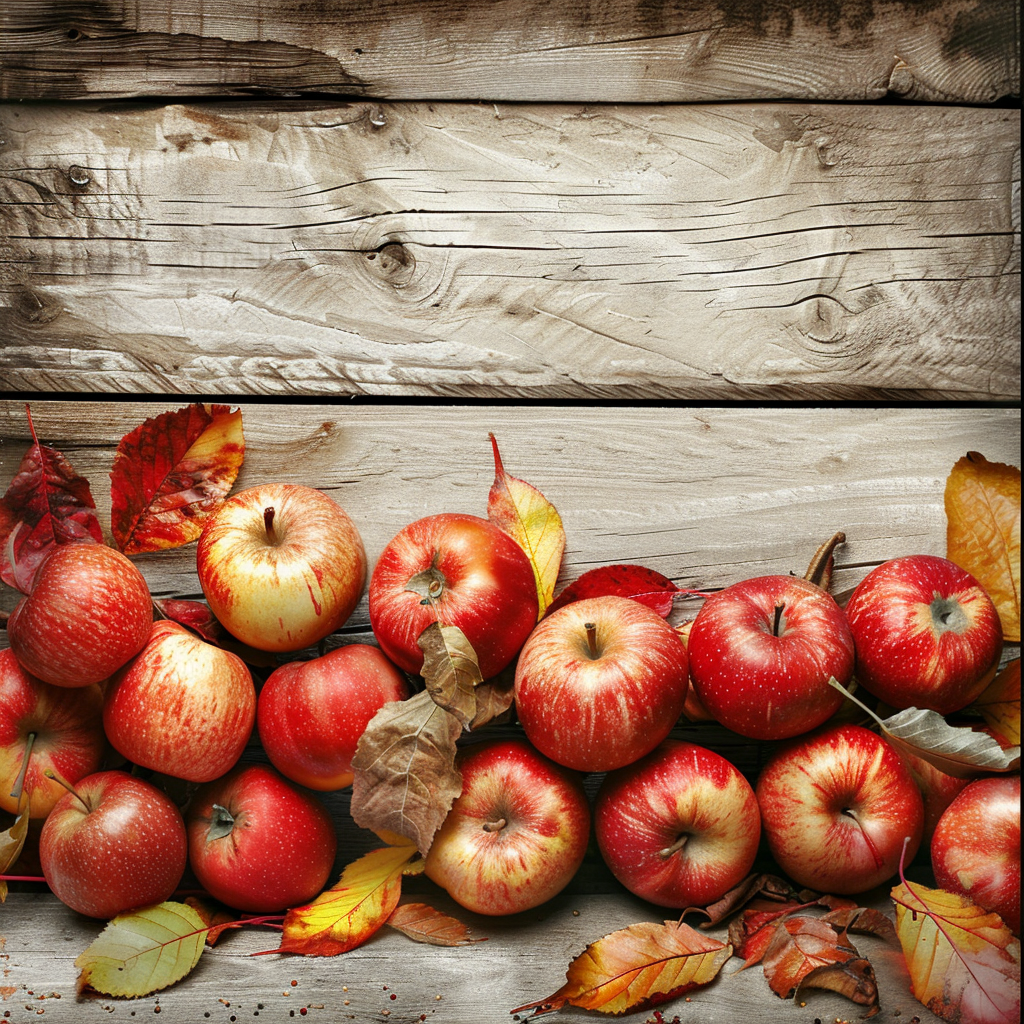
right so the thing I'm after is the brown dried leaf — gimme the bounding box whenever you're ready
[946,452,1020,642]
[418,622,483,728]
[793,958,880,1017]
[969,660,1020,747]
[820,907,899,946]
[762,917,858,999]
[804,531,847,592]
[685,872,798,929]
[469,665,516,731]
[350,690,463,857]
[727,900,814,968]
[387,902,486,947]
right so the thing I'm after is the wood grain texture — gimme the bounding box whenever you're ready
[0,102,1019,399]
[0,0,1018,103]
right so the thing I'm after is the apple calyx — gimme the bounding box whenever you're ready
[263,507,280,546]
[482,817,507,834]
[657,833,689,860]
[928,593,970,636]
[207,803,238,842]
[405,564,448,606]
[43,769,91,814]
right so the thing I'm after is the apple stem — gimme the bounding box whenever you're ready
[43,769,91,814]
[658,834,689,859]
[772,603,785,637]
[482,818,507,833]
[10,731,36,802]
[263,506,278,545]
[585,623,598,658]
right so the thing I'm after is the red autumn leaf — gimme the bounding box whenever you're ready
[727,899,813,967]
[154,599,224,644]
[0,405,103,592]
[110,404,244,555]
[684,873,800,930]
[548,564,682,618]
[762,916,859,998]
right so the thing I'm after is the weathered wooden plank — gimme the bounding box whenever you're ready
[0,102,1019,399]
[0,0,1017,104]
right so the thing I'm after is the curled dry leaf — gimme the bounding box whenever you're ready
[272,846,419,957]
[0,796,30,903]
[945,452,1020,643]
[793,958,880,1018]
[75,902,208,997]
[762,916,859,999]
[0,405,102,593]
[803,531,847,593]
[892,877,1021,1024]
[548,564,682,619]
[350,690,464,856]
[511,920,732,1018]
[468,665,516,731]
[684,872,798,930]
[387,902,486,947]
[487,433,565,618]
[820,907,899,946]
[418,622,483,728]
[727,900,817,968]
[969,659,1020,747]
[828,678,1021,778]
[110,403,244,555]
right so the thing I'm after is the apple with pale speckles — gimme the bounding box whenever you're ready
[424,739,590,916]
[39,770,187,918]
[687,575,854,741]
[197,483,366,653]
[513,595,690,773]
[595,739,760,908]
[186,764,337,913]
[103,620,256,783]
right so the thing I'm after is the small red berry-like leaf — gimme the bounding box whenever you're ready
[548,564,686,618]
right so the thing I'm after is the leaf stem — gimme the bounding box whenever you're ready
[0,874,46,883]
[827,677,883,728]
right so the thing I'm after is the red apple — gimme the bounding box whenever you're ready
[186,764,337,913]
[687,575,854,741]
[257,644,411,791]
[39,770,187,918]
[369,513,538,679]
[898,748,971,844]
[756,724,924,894]
[197,483,366,653]
[103,621,256,783]
[0,649,106,818]
[844,555,1003,715]
[7,544,151,687]
[514,596,690,772]
[931,775,1020,934]
[595,740,760,908]
[424,738,590,916]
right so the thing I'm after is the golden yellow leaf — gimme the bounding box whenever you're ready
[892,878,1020,1024]
[487,433,565,618]
[273,846,419,957]
[511,921,732,1017]
[970,660,1020,746]
[946,453,1020,642]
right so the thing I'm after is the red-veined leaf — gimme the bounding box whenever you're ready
[548,564,682,618]
[182,897,241,946]
[762,916,859,999]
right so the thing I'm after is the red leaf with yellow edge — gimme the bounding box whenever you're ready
[487,433,565,618]
[110,404,244,555]
[270,846,419,957]
[548,564,681,618]
[892,877,1020,1024]
[945,452,1020,642]
[969,660,1020,747]
[0,405,102,593]
[762,916,858,999]
[511,920,731,1017]
[387,902,486,947]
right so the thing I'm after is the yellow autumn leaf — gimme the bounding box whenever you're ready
[891,878,1020,1024]
[273,845,419,957]
[512,920,732,1017]
[487,433,565,618]
[0,793,30,903]
[945,452,1020,642]
[970,659,1020,746]
[75,902,208,997]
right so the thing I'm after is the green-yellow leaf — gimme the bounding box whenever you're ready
[75,902,208,997]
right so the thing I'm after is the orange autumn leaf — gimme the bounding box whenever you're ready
[945,452,1020,642]
[110,404,244,555]
[727,899,812,967]
[487,433,565,618]
[182,897,240,946]
[761,916,858,998]
[387,902,485,947]
[969,660,1020,747]
[892,878,1021,1024]
[511,920,731,1017]
[271,846,419,957]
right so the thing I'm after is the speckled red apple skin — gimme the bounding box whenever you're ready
[187,764,337,913]
[39,770,187,919]
[8,544,152,687]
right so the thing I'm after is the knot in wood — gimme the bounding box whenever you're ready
[366,243,416,287]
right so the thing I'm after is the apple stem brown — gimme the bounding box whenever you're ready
[772,603,785,637]
[43,769,91,814]
[482,817,507,833]
[658,834,689,859]
[10,731,36,802]
[585,623,598,658]
[264,506,279,545]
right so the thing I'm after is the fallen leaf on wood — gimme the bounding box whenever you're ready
[350,690,463,856]
[511,920,732,1017]
[945,452,1020,642]
[110,403,244,555]
[793,957,880,1018]
[969,660,1020,747]
[727,900,815,967]
[272,846,419,957]
[548,564,681,618]
[418,622,483,728]
[820,907,899,946]
[75,902,208,996]
[684,872,798,929]
[892,877,1020,1024]
[763,916,859,999]
[487,433,564,618]
[0,405,102,593]
[387,902,485,947]
[183,897,240,946]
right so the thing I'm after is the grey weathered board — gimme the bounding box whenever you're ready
[0,102,1020,399]
[0,402,1018,1023]
[0,0,1018,104]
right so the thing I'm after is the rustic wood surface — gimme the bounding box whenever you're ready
[1,102,1020,399]
[0,0,1018,104]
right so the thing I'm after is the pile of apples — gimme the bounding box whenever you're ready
[1,480,1019,942]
